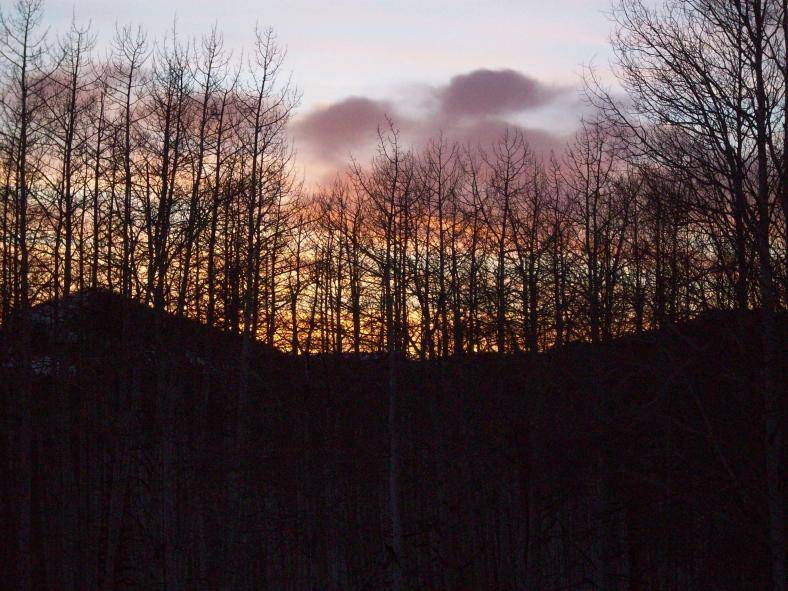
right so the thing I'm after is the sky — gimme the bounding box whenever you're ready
[45,0,618,186]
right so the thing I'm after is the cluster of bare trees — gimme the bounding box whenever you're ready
[0,0,784,358]
[0,0,300,337]
[0,2,300,589]
[313,99,786,354]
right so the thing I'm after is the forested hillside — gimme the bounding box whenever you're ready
[0,289,783,590]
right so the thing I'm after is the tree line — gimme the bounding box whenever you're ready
[0,0,784,357]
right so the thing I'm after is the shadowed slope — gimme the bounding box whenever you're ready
[0,294,783,590]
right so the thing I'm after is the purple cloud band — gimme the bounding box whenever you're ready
[293,69,576,181]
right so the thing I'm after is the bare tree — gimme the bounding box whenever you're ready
[0,2,49,587]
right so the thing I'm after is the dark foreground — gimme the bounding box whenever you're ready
[1,290,784,590]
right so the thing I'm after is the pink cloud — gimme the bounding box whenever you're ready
[293,96,397,158]
[439,69,566,117]
[293,69,577,186]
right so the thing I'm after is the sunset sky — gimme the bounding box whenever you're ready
[47,0,616,185]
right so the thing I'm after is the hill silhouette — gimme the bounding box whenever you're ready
[0,291,783,590]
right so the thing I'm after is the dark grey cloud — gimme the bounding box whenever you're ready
[438,69,566,117]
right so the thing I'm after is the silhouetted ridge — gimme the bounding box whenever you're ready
[4,287,280,364]
[1,296,783,590]
[14,288,777,362]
